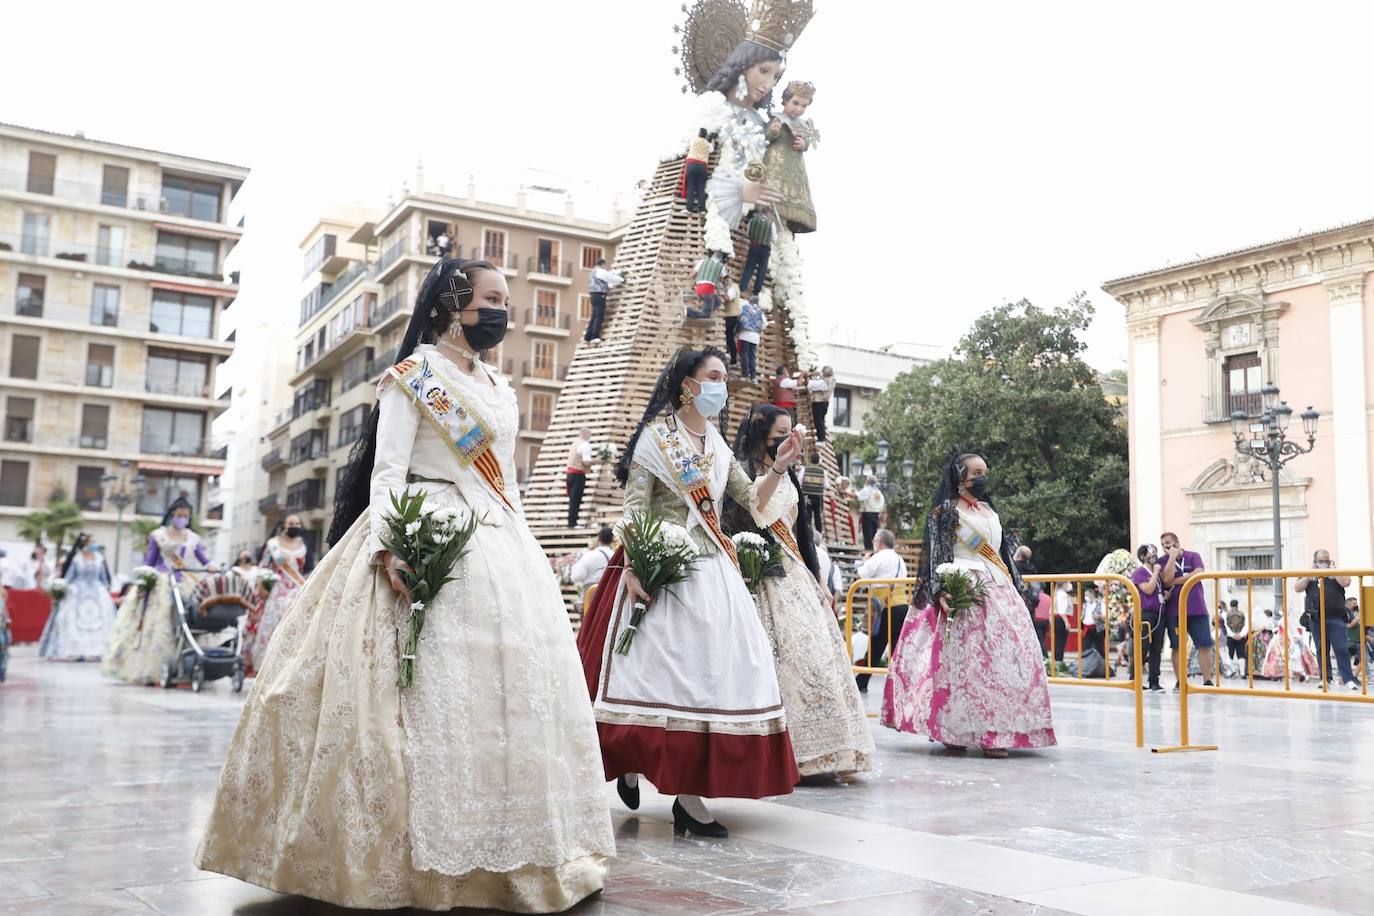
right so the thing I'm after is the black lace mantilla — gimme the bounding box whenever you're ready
[916,498,1023,607]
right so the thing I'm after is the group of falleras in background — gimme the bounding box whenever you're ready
[189,14,1055,914]
[35,502,312,681]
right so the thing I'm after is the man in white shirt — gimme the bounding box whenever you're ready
[856,476,886,551]
[565,427,600,528]
[570,528,615,598]
[585,258,624,344]
[854,529,909,691]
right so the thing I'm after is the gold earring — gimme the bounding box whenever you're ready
[679,389,695,408]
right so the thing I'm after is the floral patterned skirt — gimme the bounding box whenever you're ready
[881,577,1056,750]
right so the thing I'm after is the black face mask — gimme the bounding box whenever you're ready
[456,307,508,351]
[285,526,304,539]
[766,436,787,459]
[966,475,990,499]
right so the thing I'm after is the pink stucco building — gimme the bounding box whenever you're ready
[1103,218,1374,584]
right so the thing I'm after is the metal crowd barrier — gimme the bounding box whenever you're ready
[842,573,1145,747]
[1156,568,1374,755]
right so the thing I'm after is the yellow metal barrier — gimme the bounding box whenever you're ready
[842,572,1145,747]
[1155,568,1374,755]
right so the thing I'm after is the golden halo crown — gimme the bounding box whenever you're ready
[783,80,815,101]
[745,0,815,54]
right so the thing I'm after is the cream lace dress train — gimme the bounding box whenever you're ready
[194,346,614,912]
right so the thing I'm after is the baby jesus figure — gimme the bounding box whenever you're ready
[763,80,819,234]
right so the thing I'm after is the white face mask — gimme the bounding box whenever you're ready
[693,380,728,417]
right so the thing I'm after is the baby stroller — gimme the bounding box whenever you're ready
[159,571,253,693]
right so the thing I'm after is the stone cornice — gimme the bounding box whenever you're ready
[1101,220,1374,317]
[1324,273,1367,307]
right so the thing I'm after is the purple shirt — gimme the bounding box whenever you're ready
[1162,549,1208,619]
[1131,565,1160,614]
[143,532,211,580]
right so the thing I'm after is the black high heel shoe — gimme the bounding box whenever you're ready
[672,798,728,838]
[616,775,640,811]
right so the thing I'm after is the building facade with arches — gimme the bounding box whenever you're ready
[1104,218,1374,588]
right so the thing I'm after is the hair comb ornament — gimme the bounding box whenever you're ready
[439,270,473,312]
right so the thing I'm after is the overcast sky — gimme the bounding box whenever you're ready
[5,0,1374,376]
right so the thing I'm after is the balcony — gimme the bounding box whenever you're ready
[525,257,574,285]
[139,437,219,459]
[476,249,519,274]
[258,492,281,514]
[0,231,236,287]
[0,167,234,222]
[145,376,214,399]
[523,307,572,336]
[1203,391,1265,424]
[4,418,33,443]
[261,448,285,471]
[150,254,223,282]
[85,365,114,388]
[521,361,568,387]
[285,478,326,512]
[369,290,408,331]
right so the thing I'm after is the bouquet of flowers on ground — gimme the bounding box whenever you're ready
[732,531,783,594]
[130,566,158,594]
[596,443,617,463]
[935,563,991,641]
[46,577,69,602]
[379,489,481,688]
[614,508,699,656]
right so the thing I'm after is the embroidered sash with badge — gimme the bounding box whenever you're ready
[648,418,738,567]
[959,527,1012,580]
[387,358,514,513]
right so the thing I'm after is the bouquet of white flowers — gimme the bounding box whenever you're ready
[732,531,782,594]
[615,509,699,656]
[46,577,69,602]
[379,490,481,688]
[258,569,278,594]
[130,566,158,593]
[935,562,991,641]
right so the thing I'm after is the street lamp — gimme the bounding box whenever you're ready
[100,461,144,576]
[875,438,890,490]
[1231,386,1319,615]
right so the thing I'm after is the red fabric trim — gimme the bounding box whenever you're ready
[596,723,798,798]
[576,548,624,699]
[565,467,586,475]
[695,282,717,296]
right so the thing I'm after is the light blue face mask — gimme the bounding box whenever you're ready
[693,380,728,418]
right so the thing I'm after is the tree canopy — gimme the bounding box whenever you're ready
[852,295,1129,572]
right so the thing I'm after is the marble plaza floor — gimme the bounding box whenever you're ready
[2,646,1373,916]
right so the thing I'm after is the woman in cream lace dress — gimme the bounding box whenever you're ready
[195,258,614,912]
[729,405,872,777]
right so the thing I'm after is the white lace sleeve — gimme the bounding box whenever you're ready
[750,472,799,528]
[364,382,420,561]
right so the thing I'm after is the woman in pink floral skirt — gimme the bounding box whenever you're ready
[881,451,1055,757]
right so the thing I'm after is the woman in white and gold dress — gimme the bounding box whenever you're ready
[195,258,615,912]
[729,405,873,777]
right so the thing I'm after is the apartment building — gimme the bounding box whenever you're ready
[252,188,623,551]
[0,123,247,571]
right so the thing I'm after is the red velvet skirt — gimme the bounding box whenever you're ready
[577,549,799,798]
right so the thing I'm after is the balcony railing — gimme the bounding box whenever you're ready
[145,376,212,398]
[369,290,406,327]
[526,257,574,278]
[261,448,284,470]
[523,307,571,330]
[258,492,281,514]
[16,298,43,318]
[0,231,235,284]
[4,418,32,442]
[477,249,518,271]
[85,365,114,388]
[285,479,326,511]
[376,238,407,274]
[1203,392,1265,424]
[521,360,568,382]
[138,437,217,458]
[0,167,233,223]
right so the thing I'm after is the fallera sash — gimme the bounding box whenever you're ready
[388,358,514,513]
[639,416,739,568]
